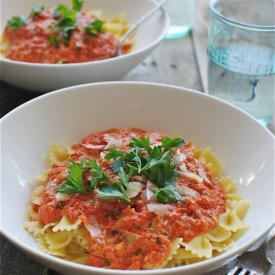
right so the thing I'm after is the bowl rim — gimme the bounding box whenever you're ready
[1,81,274,274]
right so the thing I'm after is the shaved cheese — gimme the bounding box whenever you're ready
[177,185,200,197]
[127,181,142,198]
[196,160,211,183]
[100,152,106,159]
[147,203,173,216]
[82,144,105,149]
[174,149,187,163]
[140,181,157,203]
[178,164,203,183]
[86,215,102,236]
[146,180,158,200]
[86,224,102,236]
[104,138,124,149]
[178,171,203,184]
[55,192,70,201]
[179,163,188,172]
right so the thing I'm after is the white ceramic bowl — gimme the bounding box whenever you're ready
[0,0,168,93]
[1,82,274,275]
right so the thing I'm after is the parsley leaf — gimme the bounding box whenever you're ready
[86,159,109,189]
[56,135,186,205]
[56,159,87,194]
[106,136,185,203]
[96,182,130,202]
[31,6,45,17]
[85,19,104,37]
[72,0,83,12]
[154,185,182,203]
[50,0,81,43]
[7,15,28,30]
[161,137,185,149]
[48,35,59,46]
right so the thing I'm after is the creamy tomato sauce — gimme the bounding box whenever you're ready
[36,128,227,270]
[2,8,125,63]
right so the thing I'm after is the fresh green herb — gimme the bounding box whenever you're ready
[31,6,45,17]
[50,0,81,43]
[154,185,182,204]
[85,159,109,189]
[156,237,161,244]
[96,182,130,202]
[105,136,185,203]
[96,167,131,202]
[56,136,185,204]
[50,0,102,43]
[51,4,77,43]
[72,0,83,12]
[103,259,110,266]
[135,248,142,255]
[7,15,28,30]
[48,34,60,46]
[56,158,87,194]
[85,19,104,37]
[111,230,118,235]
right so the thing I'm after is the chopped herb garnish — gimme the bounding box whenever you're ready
[96,182,130,203]
[7,15,28,30]
[156,237,161,244]
[85,19,104,37]
[105,136,185,203]
[50,0,81,43]
[103,259,110,266]
[48,35,60,46]
[56,136,185,204]
[56,158,87,194]
[72,0,83,12]
[86,159,109,189]
[135,248,142,255]
[31,6,45,17]
[154,185,182,204]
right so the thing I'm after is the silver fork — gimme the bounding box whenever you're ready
[227,225,275,275]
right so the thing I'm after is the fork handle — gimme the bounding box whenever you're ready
[259,224,275,252]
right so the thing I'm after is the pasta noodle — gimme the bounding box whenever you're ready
[24,128,250,270]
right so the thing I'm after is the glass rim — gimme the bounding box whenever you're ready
[209,0,275,31]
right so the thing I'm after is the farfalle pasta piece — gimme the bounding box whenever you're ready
[27,205,39,221]
[205,226,232,242]
[219,208,249,232]
[66,241,87,255]
[164,258,183,268]
[31,185,44,205]
[172,248,202,260]
[226,199,250,220]
[35,233,68,257]
[211,238,235,252]
[45,229,74,250]
[180,235,213,259]
[24,220,44,234]
[195,147,223,177]
[64,253,89,264]
[75,227,89,250]
[47,143,71,166]
[52,216,81,232]
[230,225,251,241]
[153,238,182,269]
[220,176,237,194]
[35,169,50,185]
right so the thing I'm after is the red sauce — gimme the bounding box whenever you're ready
[3,8,130,63]
[35,128,227,270]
